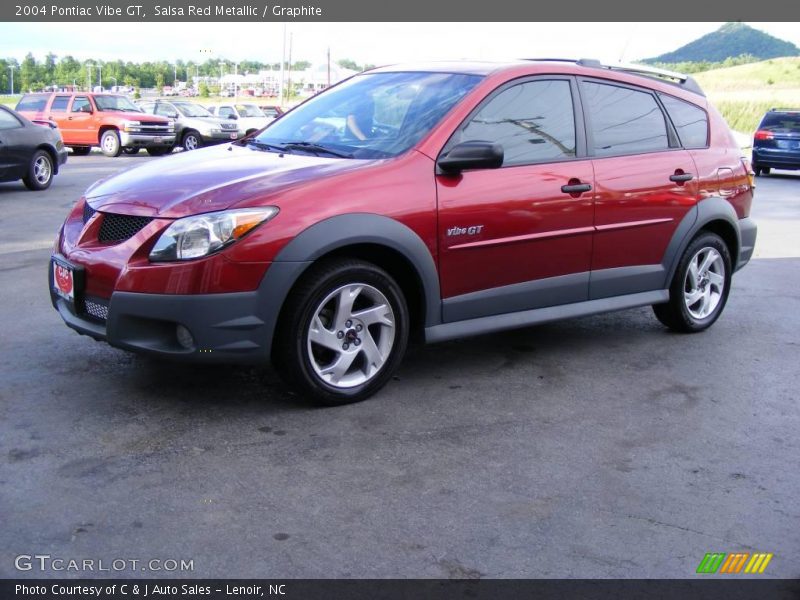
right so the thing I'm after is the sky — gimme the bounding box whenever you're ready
[0,22,798,67]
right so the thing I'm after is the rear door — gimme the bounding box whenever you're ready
[436,77,595,322]
[580,79,699,299]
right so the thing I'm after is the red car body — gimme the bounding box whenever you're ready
[50,59,756,402]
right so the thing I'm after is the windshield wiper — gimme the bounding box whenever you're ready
[243,140,290,153]
[282,141,353,158]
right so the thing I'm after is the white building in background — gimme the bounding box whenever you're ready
[215,64,359,97]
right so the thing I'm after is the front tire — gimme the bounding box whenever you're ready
[23,150,54,191]
[182,130,202,151]
[653,232,732,333]
[70,146,91,156]
[100,130,122,157]
[122,147,140,155]
[274,259,409,405]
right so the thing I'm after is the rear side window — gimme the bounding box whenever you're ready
[583,82,669,156]
[51,96,71,111]
[758,112,800,132]
[16,95,48,112]
[659,94,708,148]
[0,108,23,130]
[456,80,576,166]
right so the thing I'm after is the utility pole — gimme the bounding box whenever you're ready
[287,32,293,104]
[173,63,177,85]
[86,63,93,91]
[8,65,15,94]
[98,64,102,90]
[279,23,286,107]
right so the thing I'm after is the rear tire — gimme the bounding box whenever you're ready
[274,259,409,405]
[653,232,732,333]
[22,150,54,191]
[100,130,122,157]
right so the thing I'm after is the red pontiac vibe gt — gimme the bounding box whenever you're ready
[50,59,756,405]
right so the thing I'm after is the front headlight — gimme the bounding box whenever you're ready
[149,207,279,262]
[122,120,142,132]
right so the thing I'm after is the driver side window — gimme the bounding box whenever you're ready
[71,97,91,113]
[457,79,576,167]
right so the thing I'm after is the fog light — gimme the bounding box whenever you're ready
[176,324,195,350]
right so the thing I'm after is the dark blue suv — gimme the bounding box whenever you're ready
[752,108,800,176]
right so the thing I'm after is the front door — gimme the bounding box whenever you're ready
[60,96,95,146]
[436,77,595,322]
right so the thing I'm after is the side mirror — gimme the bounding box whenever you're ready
[227,114,238,120]
[437,141,503,174]
[168,112,179,119]
[80,105,93,114]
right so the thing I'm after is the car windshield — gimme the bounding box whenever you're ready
[94,95,142,112]
[253,71,482,159]
[760,112,800,133]
[236,104,265,117]
[174,102,212,117]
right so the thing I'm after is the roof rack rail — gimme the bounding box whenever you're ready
[521,57,705,97]
[769,107,800,112]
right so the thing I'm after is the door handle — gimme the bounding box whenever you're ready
[669,172,694,183]
[561,182,592,194]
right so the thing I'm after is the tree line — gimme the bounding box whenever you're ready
[0,53,334,93]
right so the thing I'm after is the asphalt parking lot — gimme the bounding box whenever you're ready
[1,154,798,579]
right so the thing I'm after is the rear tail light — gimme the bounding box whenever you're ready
[741,157,755,189]
[754,130,774,141]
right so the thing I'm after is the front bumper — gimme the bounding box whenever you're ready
[119,132,176,148]
[56,147,68,168]
[49,253,313,364]
[203,130,240,142]
[51,287,269,363]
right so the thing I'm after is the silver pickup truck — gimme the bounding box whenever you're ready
[136,99,240,151]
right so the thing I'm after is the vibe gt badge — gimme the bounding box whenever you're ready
[447,225,484,237]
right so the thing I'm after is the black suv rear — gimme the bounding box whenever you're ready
[752,108,800,176]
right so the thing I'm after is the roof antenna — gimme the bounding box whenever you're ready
[618,25,635,63]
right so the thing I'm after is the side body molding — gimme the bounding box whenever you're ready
[258,213,442,358]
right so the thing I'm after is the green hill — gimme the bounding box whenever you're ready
[646,22,800,63]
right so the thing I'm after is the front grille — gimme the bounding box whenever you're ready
[220,123,238,131]
[83,202,96,223]
[98,213,153,243]
[84,297,109,322]
[138,127,172,135]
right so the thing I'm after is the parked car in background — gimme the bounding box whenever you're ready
[49,59,756,405]
[207,103,274,136]
[16,92,175,157]
[0,105,67,190]
[137,99,240,151]
[259,105,285,119]
[752,108,800,176]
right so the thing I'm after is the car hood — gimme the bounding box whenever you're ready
[84,143,373,218]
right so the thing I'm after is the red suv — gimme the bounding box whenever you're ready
[50,59,756,404]
[16,92,175,157]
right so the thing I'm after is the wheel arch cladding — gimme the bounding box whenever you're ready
[662,197,741,286]
[259,213,442,359]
